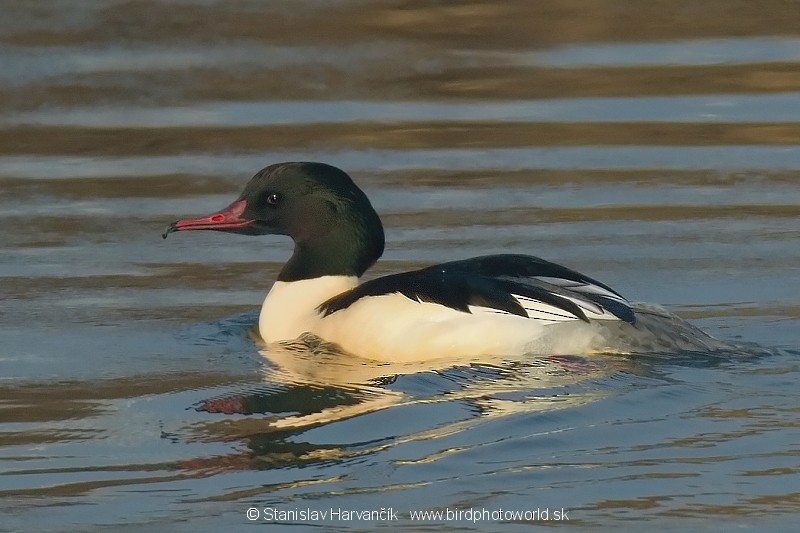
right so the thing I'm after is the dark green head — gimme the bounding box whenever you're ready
[164,162,385,281]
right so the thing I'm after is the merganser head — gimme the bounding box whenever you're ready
[164,162,385,281]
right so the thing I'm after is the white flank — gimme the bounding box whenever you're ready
[259,278,619,362]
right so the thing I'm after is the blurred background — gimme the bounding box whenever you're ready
[1,1,799,531]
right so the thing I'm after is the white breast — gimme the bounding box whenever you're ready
[259,276,358,343]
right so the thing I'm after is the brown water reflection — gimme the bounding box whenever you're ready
[3,1,800,111]
[2,122,800,156]
[2,0,800,531]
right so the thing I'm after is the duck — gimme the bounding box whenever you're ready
[164,162,727,361]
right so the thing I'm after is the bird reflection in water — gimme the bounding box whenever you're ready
[183,332,628,472]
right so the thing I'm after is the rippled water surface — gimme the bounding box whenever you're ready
[2,2,799,531]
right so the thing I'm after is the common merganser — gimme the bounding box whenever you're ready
[164,162,724,361]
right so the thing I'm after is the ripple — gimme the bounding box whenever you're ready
[5,93,800,127]
[2,145,800,181]
[537,37,800,68]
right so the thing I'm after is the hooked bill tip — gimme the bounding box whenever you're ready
[162,222,178,239]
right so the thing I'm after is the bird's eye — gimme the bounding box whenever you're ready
[266,193,279,205]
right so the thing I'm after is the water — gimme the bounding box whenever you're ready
[1,2,799,531]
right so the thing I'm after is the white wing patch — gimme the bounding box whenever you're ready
[468,290,627,323]
[536,277,630,305]
[513,295,583,322]
[467,294,580,324]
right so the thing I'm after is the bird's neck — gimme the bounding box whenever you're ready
[277,225,384,282]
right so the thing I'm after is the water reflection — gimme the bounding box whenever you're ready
[184,334,626,471]
[537,37,800,67]
[4,145,800,181]
[6,93,800,126]
[181,328,775,482]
